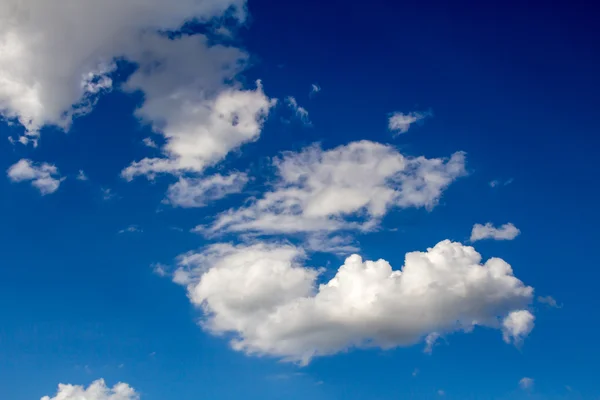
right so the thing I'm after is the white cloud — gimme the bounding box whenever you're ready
[101,188,116,201]
[204,141,466,236]
[41,379,139,400]
[502,310,534,344]
[470,222,520,242]
[173,239,534,364]
[142,137,158,148]
[424,332,441,354]
[286,96,310,125]
[121,80,275,180]
[519,377,534,390]
[118,225,142,234]
[310,83,321,96]
[76,170,88,181]
[538,295,560,308]
[388,111,432,135]
[7,159,63,195]
[0,0,246,142]
[437,390,445,396]
[489,178,513,188]
[165,172,248,208]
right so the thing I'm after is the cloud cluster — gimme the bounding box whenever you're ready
[470,222,520,242]
[7,159,63,194]
[173,239,534,364]
[0,0,246,142]
[41,379,139,400]
[204,140,466,235]
[388,111,432,135]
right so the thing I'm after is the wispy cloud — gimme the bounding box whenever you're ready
[388,110,432,135]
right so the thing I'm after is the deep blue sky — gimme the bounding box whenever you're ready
[1,1,599,399]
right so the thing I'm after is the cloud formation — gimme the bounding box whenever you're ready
[173,239,534,364]
[165,172,248,208]
[204,140,466,236]
[470,222,520,242]
[388,111,432,135]
[0,0,246,143]
[41,379,139,400]
[7,159,63,195]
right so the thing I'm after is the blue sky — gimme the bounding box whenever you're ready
[0,1,598,399]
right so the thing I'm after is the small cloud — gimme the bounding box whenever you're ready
[437,390,445,396]
[143,137,158,148]
[490,178,513,188]
[388,110,432,135]
[149,351,156,357]
[101,187,116,200]
[118,225,142,234]
[538,295,561,308]
[309,83,321,96]
[502,310,535,345]
[519,377,534,390]
[118,363,125,369]
[470,222,520,242]
[76,170,88,181]
[152,263,168,277]
[7,159,64,195]
[412,368,419,377]
[285,96,311,126]
[424,332,440,354]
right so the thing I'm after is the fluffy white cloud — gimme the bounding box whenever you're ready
[120,32,276,179]
[502,310,534,344]
[204,140,466,235]
[470,222,520,242]
[0,0,246,141]
[41,379,139,400]
[165,172,248,208]
[519,377,534,390]
[7,159,63,194]
[388,111,432,134]
[173,239,534,364]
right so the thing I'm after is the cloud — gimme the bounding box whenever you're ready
[76,170,88,181]
[165,172,248,208]
[388,111,432,135]
[204,141,466,236]
[7,159,63,195]
[142,137,158,148]
[538,295,560,308]
[310,83,321,96]
[489,178,513,188]
[172,239,534,365]
[519,377,534,390]
[470,223,520,242]
[285,96,311,125]
[502,310,534,344]
[0,0,246,142]
[437,390,445,396]
[41,379,139,400]
[101,188,116,201]
[118,225,142,234]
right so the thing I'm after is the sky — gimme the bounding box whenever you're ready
[0,0,599,399]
